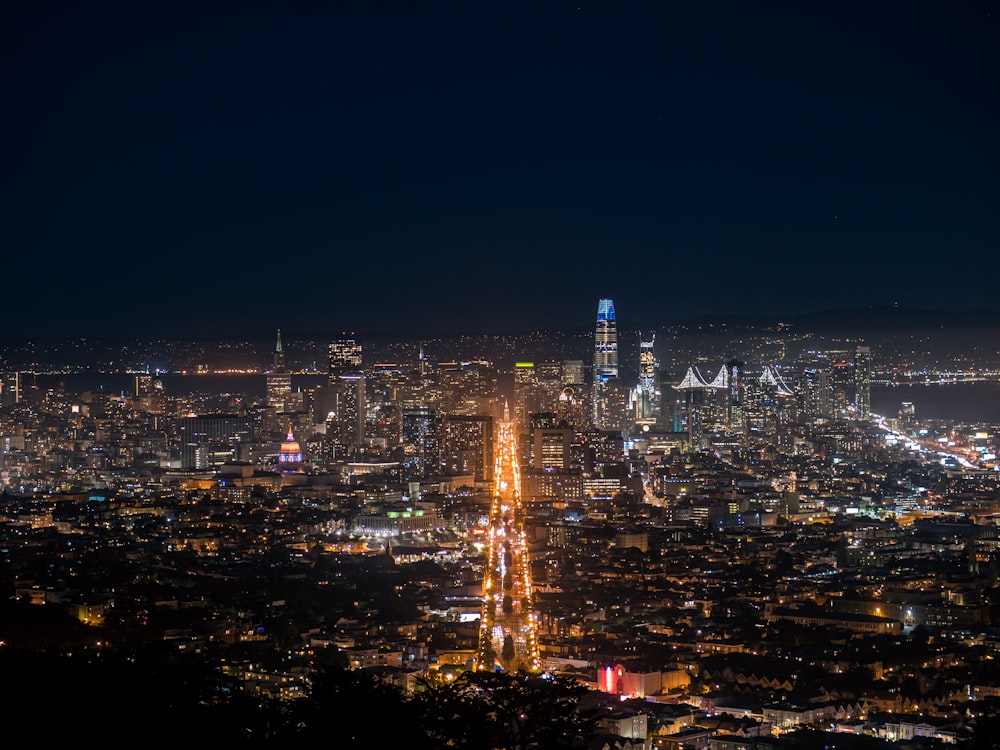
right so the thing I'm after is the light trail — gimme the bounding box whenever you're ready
[476,403,540,673]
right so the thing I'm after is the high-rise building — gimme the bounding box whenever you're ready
[725,358,745,433]
[1,371,21,407]
[594,298,618,382]
[854,346,872,420]
[329,333,362,379]
[325,333,366,447]
[134,373,154,397]
[401,407,443,478]
[561,359,585,387]
[536,360,563,412]
[528,412,573,471]
[632,333,660,423]
[133,372,167,415]
[179,414,254,470]
[442,414,494,483]
[437,360,499,417]
[266,329,293,414]
[331,374,366,446]
[513,362,541,431]
[592,298,619,429]
[801,367,832,422]
[899,401,916,430]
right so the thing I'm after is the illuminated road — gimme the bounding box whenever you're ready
[873,413,980,469]
[476,405,540,673]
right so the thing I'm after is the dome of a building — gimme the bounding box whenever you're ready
[278,428,302,464]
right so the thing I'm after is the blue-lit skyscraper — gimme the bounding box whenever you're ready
[592,298,620,429]
[594,298,618,382]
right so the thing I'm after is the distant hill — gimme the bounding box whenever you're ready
[648,306,1000,335]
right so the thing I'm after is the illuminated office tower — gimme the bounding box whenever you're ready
[562,359,585,387]
[180,414,254,469]
[520,412,581,504]
[854,346,872,420]
[513,362,541,431]
[598,378,630,434]
[592,298,619,429]
[442,414,494,483]
[632,333,660,422]
[1,371,21,406]
[593,298,618,381]
[326,333,366,447]
[134,373,153,397]
[266,329,293,413]
[477,404,540,674]
[674,366,709,448]
[401,407,443,478]
[802,367,832,422]
[899,401,916,430]
[133,372,167,415]
[528,412,573,471]
[536,360,563,411]
[554,384,586,430]
[816,369,832,418]
[332,374,365,446]
[724,358,745,432]
[743,365,793,437]
[437,359,499,417]
[329,333,363,378]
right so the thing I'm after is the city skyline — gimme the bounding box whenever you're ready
[2,2,997,340]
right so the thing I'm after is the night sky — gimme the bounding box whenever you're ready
[2,1,997,341]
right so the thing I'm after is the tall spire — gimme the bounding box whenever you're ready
[273,329,286,373]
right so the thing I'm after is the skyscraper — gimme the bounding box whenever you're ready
[180,414,254,469]
[329,333,362,378]
[633,333,660,422]
[401,407,443,478]
[325,332,366,448]
[561,359,585,387]
[513,361,540,431]
[854,345,872,420]
[442,414,494,483]
[266,329,292,414]
[594,298,618,382]
[592,298,619,429]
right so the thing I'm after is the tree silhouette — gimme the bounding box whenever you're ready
[277,663,429,747]
[502,634,516,665]
[414,670,598,750]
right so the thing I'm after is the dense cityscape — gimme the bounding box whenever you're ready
[1,300,998,747]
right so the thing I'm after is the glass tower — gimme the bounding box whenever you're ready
[854,346,871,420]
[594,298,618,382]
[593,298,619,427]
[266,329,292,414]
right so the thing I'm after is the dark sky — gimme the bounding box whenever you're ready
[2,0,997,340]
